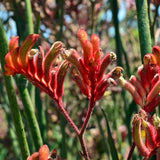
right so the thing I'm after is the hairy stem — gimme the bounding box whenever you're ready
[57,99,80,135]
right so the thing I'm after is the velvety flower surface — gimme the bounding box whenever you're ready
[5,34,70,100]
[62,29,122,102]
[132,109,160,160]
[118,46,160,113]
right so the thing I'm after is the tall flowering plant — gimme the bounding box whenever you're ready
[118,46,160,159]
[4,30,122,160]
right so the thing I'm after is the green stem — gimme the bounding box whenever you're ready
[0,20,30,160]
[135,0,152,61]
[110,0,123,67]
[60,114,67,159]
[58,0,67,158]
[35,88,47,143]
[25,0,35,106]
[25,0,34,34]
[15,76,43,151]
[91,0,95,34]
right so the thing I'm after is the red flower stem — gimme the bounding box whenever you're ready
[78,97,95,160]
[127,142,135,160]
[78,135,90,160]
[80,98,95,136]
[57,99,80,135]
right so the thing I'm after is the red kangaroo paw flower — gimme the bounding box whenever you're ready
[146,79,160,105]
[35,46,44,81]
[27,49,38,77]
[132,110,160,159]
[118,76,143,106]
[9,36,19,52]
[97,52,117,81]
[19,34,39,70]
[43,41,62,83]
[27,145,64,160]
[5,35,69,101]
[144,54,157,81]
[132,115,150,158]
[27,152,39,160]
[71,68,90,97]
[144,95,160,113]
[39,145,49,160]
[62,29,121,103]
[91,33,100,55]
[130,75,146,105]
[153,45,160,66]
[82,40,93,67]
[138,65,150,93]
[142,119,157,150]
[77,29,89,47]
[56,61,71,98]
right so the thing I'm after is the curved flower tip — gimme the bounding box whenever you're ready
[132,110,160,159]
[77,29,89,46]
[153,45,160,66]
[9,36,19,52]
[39,145,49,160]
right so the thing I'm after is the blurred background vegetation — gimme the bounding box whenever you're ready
[0,0,160,159]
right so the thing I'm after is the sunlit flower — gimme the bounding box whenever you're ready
[118,46,160,113]
[61,29,122,102]
[132,109,160,160]
[5,34,70,100]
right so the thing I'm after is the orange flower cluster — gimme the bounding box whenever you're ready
[62,29,122,102]
[5,34,70,100]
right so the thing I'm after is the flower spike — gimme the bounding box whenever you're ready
[62,30,121,103]
[5,35,69,101]
[118,45,160,113]
[132,110,160,159]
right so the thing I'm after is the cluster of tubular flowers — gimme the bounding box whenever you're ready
[132,109,160,160]
[118,46,160,113]
[61,29,122,102]
[5,34,70,101]
[27,145,64,160]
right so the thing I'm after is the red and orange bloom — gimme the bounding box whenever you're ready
[118,46,160,113]
[27,145,64,160]
[61,29,122,102]
[132,109,160,160]
[5,34,70,101]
